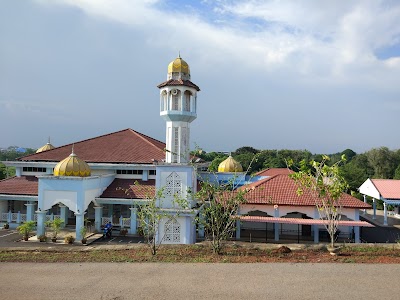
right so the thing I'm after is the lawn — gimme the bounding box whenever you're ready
[0,244,399,263]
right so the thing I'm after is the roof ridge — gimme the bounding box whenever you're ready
[127,128,165,154]
[18,128,166,161]
[0,176,17,183]
[242,174,280,190]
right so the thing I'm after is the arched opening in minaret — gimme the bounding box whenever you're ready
[171,90,180,111]
[184,91,192,112]
[161,91,167,111]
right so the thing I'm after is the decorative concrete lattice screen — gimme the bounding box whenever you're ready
[164,218,181,243]
[165,172,182,197]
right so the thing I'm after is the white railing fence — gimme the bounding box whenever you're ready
[0,211,60,224]
[101,216,131,228]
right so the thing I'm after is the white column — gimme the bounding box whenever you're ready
[313,207,319,243]
[383,202,388,226]
[7,210,12,223]
[372,198,377,220]
[15,167,22,177]
[354,209,360,243]
[36,210,47,237]
[274,206,279,241]
[363,195,367,215]
[94,206,103,233]
[16,211,21,224]
[59,204,68,228]
[25,203,35,222]
[129,207,137,235]
[75,212,85,241]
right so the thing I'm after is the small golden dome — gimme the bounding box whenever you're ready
[54,151,91,177]
[218,156,243,173]
[168,55,190,75]
[36,142,55,153]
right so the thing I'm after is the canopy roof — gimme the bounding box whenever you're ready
[238,216,374,227]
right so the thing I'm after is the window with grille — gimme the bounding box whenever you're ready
[173,127,179,163]
[164,172,182,197]
[172,94,179,110]
[164,218,181,243]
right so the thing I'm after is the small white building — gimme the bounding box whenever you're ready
[359,178,400,225]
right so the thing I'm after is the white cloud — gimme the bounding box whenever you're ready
[35,0,400,87]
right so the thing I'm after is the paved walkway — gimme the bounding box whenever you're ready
[361,209,400,228]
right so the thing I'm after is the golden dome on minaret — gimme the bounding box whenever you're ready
[167,54,190,75]
[36,138,55,153]
[53,148,91,177]
[218,156,243,173]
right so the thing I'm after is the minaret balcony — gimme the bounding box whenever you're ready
[160,110,197,123]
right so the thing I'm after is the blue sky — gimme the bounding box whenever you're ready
[1,0,399,154]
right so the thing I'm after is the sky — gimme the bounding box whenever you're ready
[1,0,399,154]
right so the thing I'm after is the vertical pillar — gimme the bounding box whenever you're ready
[383,202,388,226]
[354,209,360,243]
[236,219,241,240]
[363,195,367,215]
[75,212,84,241]
[313,207,319,243]
[15,167,22,177]
[7,210,12,223]
[129,207,137,235]
[109,204,113,218]
[236,207,241,240]
[25,203,35,222]
[36,210,47,237]
[274,205,279,241]
[94,206,103,233]
[142,170,149,181]
[372,198,376,220]
[17,211,21,224]
[59,204,68,228]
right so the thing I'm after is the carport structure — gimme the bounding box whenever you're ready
[359,179,400,225]
[238,215,374,243]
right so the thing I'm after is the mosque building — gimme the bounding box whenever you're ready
[0,56,372,244]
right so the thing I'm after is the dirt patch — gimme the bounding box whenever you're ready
[0,244,399,263]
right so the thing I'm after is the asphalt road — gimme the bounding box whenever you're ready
[0,263,399,300]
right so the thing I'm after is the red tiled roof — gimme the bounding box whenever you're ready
[238,216,374,227]
[157,79,200,91]
[18,129,166,164]
[255,168,294,177]
[100,179,155,199]
[0,176,38,196]
[240,175,370,209]
[371,179,400,200]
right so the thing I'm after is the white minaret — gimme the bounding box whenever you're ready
[157,55,200,163]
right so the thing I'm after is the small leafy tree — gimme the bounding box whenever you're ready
[17,220,36,240]
[196,179,248,254]
[46,218,64,239]
[289,155,349,248]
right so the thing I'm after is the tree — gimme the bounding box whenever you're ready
[17,221,36,241]
[289,155,349,248]
[195,179,248,254]
[208,155,228,172]
[366,147,397,178]
[394,164,400,180]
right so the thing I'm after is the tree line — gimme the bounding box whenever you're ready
[194,146,400,196]
[0,146,36,179]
